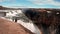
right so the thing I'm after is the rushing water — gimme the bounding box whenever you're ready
[17,20,41,34]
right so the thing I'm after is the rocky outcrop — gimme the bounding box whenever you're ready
[23,9,60,34]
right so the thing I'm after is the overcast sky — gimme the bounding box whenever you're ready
[0,0,60,8]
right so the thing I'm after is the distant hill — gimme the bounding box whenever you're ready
[0,6,21,10]
[0,6,60,11]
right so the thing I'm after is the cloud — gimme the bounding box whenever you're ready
[27,0,60,7]
[0,0,9,2]
[0,0,15,2]
[4,6,32,8]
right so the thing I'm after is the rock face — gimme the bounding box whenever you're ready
[0,18,34,34]
[23,9,60,34]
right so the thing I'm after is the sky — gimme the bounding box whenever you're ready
[0,0,60,8]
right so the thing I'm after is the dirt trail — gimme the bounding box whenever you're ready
[0,18,34,34]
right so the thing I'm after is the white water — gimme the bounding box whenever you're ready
[17,20,41,34]
[0,10,41,34]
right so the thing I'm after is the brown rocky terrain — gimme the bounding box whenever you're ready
[0,18,34,34]
[23,9,60,34]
